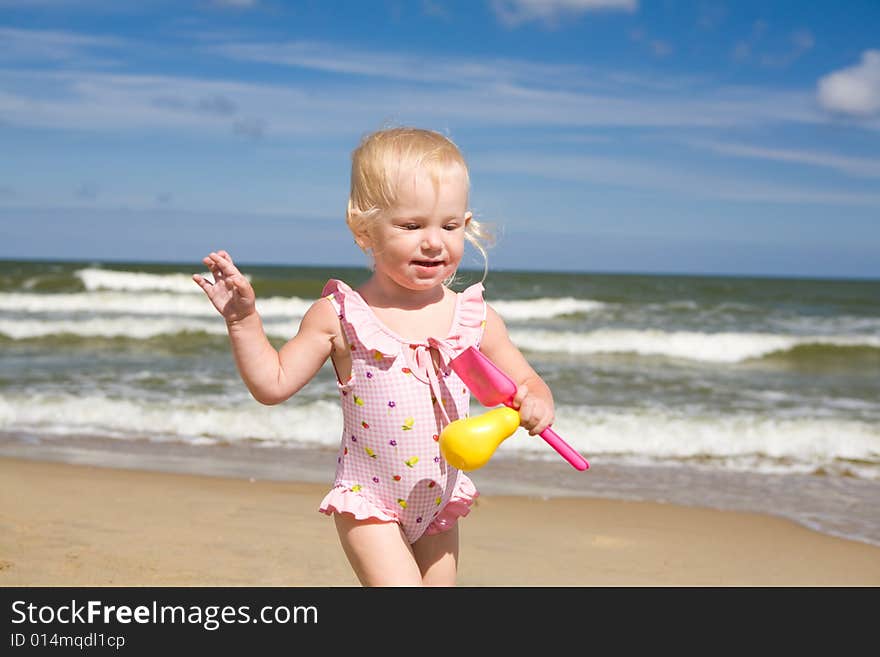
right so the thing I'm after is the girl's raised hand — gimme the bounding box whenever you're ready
[192,250,257,324]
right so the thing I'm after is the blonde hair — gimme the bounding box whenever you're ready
[346,126,495,283]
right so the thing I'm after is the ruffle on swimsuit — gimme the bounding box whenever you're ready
[328,278,484,366]
[319,472,478,535]
[318,278,486,543]
[322,278,487,422]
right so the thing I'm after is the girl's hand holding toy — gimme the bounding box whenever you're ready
[439,346,590,472]
[511,382,554,436]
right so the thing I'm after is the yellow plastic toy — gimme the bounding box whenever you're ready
[438,406,521,471]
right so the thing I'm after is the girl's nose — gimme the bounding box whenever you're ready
[421,227,443,250]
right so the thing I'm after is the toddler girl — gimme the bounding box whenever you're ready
[193,127,556,586]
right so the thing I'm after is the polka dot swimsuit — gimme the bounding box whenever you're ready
[318,279,486,544]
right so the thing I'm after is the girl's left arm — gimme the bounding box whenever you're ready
[478,304,555,435]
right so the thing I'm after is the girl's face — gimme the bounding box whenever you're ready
[364,164,471,293]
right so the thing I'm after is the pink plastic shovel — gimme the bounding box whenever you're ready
[449,346,590,471]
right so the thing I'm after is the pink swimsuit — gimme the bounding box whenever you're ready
[318,278,486,543]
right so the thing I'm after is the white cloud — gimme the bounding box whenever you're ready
[2,29,824,134]
[474,152,880,207]
[0,42,834,143]
[0,29,867,156]
[0,70,319,136]
[730,24,814,69]
[490,0,637,27]
[0,27,125,62]
[760,28,814,68]
[791,29,815,51]
[629,27,672,58]
[817,50,880,117]
[206,38,832,125]
[211,0,259,7]
[207,39,591,89]
[232,117,266,139]
[687,139,880,179]
[209,37,711,94]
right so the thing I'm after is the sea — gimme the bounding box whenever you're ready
[1,259,878,547]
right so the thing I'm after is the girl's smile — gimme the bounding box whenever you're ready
[412,260,445,269]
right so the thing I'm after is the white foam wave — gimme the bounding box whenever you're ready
[76,267,251,293]
[5,312,879,362]
[0,394,343,448]
[508,328,880,363]
[0,316,297,339]
[3,289,600,322]
[0,291,312,320]
[769,315,880,334]
[502,405,880,478]
[493,297,604,320]
[2,395,878,478]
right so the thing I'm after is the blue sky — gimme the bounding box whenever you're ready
[1,1,878,278]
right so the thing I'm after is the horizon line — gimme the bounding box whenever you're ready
[2,255,878,283]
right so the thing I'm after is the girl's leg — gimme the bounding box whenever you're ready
[412,523,459,587]
[333,513,423,586]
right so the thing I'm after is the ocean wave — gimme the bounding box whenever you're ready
[519,406,880,478]
[5,317,879,369]
[0,394,344,448]
[768,315,880,334]
[76,267,252,293]
[2,395,877,479]
[491,297,604,320]
[3,289,601,322]
[0,291,313,319]
[508,328,880,363]
[0,317,297,340]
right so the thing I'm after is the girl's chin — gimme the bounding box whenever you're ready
[374,263,456,289]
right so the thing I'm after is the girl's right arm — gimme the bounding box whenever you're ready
[193,250,338,405]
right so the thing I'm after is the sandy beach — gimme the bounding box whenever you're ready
[2,456,878,587]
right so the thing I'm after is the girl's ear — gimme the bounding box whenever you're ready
[349,214,373,251]
[464,211,472,228]
[354,230,372,252]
